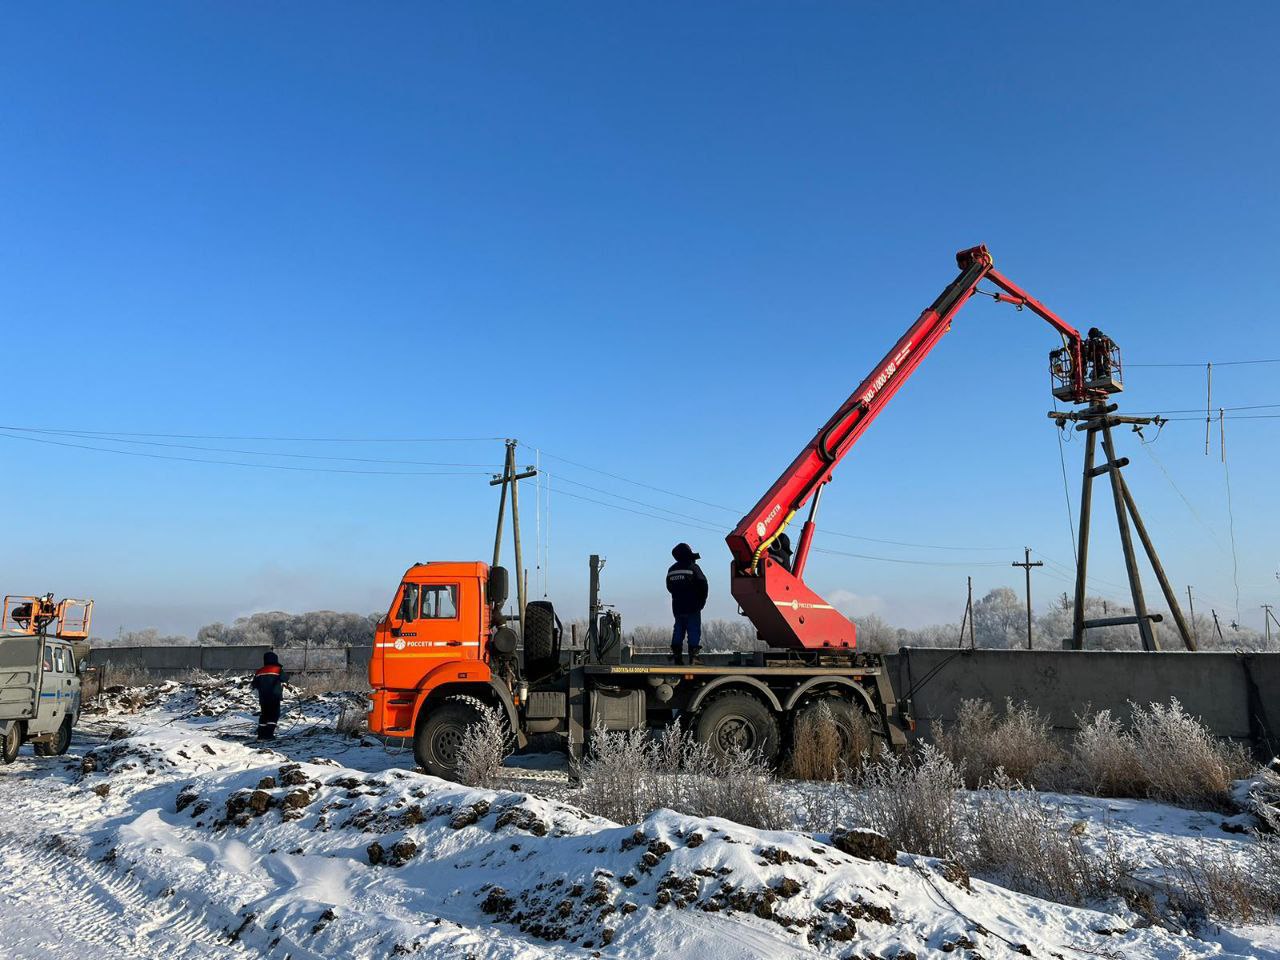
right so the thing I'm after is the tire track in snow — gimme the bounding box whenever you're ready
[0,827,256,959]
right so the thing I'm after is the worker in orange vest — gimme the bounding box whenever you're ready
[251,651,286,740]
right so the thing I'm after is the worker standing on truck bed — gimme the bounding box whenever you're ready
[666,543,708,665]
[251,651,286,740]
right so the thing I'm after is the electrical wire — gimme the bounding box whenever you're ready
[1051,401,1078,560]
[1135,441,1229,557]
[1124,402,1280,416]
[0,431,491,477]
[0,425,505,442]
[1222,413,1242,623]
[1128,358,1280,368]
[528,443,1015,551]
[0,426,502,468]
[811,546,1007,568]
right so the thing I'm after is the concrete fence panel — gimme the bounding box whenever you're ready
[885,648,1280,758]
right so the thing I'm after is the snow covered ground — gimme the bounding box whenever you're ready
[0,678,1275,959]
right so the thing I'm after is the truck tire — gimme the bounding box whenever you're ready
[33,719,72,758]
[414,698,483,781]
[791,697,882,769]
[523,601,557,664]
[1,723,21,764]
[695,693,781,764]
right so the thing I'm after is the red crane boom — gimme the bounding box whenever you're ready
[727,244,1116,650]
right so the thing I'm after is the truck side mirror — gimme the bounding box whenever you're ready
[488,566,509,610]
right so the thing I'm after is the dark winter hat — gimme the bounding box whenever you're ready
[672,542,700,562]
[264,651,280,666]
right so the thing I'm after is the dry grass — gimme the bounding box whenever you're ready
[933,697,1255,811]
[935,699,1065,789]
[289,668,370,696]
[574,723,788,830]
[455,703,513,789]
[1126,699,1253,810]
[335,705,368,738]
[1154,835,1280,926]
[847,744,965,858]
[1070,709,1142,796]
[788,701,846,781]
[969,774,1136,905]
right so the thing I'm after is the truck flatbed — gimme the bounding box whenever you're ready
[584,661,884,678]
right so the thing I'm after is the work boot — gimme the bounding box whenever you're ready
[668,650,684,666]
[688,650,704,666]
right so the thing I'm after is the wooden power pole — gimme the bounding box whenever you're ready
[490,439,538,628]
[1012,547,1043,650]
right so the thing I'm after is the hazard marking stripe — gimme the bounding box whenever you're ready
[772,600,836,611]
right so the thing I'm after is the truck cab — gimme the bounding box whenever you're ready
[367,562,509,745]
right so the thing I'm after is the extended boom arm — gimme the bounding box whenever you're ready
[727,244,1091,650]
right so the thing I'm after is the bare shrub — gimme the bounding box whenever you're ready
[935,699,1064,788]
[1070,709,1142,797]
[848,745,964,858]
[455,704,513,789]
[1154,836,1280,926]
[574,723,787,829]
[1126,699,1253,810]
[969,774,1135,904]
[788,701,845,782]
[289,668,370,696]
[335,705,368,738]
[575,727,654,825]
[103,664,162,688]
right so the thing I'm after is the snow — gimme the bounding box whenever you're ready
[0,678,1275,959]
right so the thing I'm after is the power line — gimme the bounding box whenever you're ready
[811,546,1007,568]
[0,427,502,468]
[1127,358,1280,368]
[0,431,491,477]
[1124,402,1280,416]
[527,442,1014,551]
[0,425,504,443]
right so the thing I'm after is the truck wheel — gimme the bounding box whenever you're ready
[414,699,482,781]
[0,723,20,764]
[523,601,557,664]
[792,697,882,769]
[51,718,72,756]
[33,719,72,758]
[695,693,780,764]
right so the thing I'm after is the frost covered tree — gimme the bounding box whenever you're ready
[973,587,1027,648]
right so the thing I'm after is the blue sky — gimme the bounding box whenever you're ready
[2,3,1277,640]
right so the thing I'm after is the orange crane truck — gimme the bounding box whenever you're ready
[368,245,1120,779]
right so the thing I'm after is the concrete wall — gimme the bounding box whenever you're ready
[884,648,1280,759]
[87,645,374,677]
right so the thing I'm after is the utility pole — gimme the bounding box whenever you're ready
[1012,548,1043,650]
[1264,604,1274,647]
[489,440,538,629]
[1186,585,1198,647]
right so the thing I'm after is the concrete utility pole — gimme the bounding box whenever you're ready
[1012,547,1043,650]
[1264,604,1275,647]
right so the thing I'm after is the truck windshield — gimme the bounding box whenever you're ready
[42,646,53,672]
[397,583,420,622]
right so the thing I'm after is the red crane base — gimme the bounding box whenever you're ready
[730,558,858,650]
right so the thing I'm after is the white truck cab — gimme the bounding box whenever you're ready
[0,595,93,764]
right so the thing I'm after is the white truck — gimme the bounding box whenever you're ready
[0,595,93,764]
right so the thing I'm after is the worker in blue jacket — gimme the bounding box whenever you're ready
[251,651,287,740]
[666,542,708,665]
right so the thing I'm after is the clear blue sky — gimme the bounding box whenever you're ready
[2,3,1277,640]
